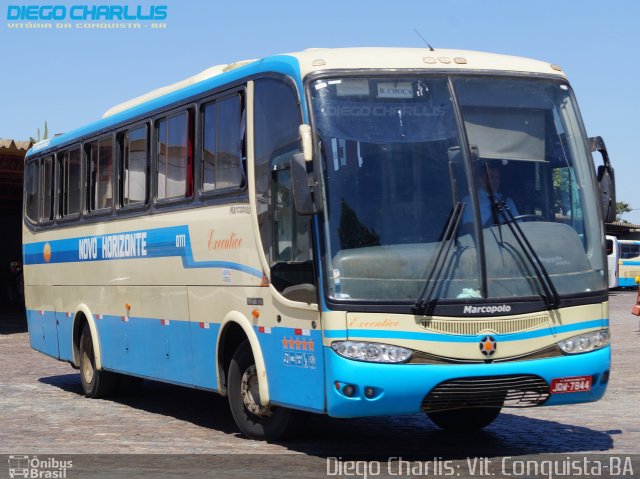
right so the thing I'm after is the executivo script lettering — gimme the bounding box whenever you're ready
[463,304,511,315]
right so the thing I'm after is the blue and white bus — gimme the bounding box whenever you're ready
[23,48,614,439]
[616,239,640,287]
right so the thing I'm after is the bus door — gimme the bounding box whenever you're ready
[606,235,618,288]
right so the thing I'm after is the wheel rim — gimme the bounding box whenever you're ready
[240,365,270,416]
[81,335,95,384]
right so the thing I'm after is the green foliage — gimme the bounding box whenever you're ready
[616,201,632,222]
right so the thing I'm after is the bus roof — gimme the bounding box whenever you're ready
[27,47,565,159]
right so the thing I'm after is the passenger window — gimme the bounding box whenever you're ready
[86,137,114,212]
[157,111,192,200]
[41,156,54,221]
[120,125,148,206]
[25,161,39,222]
[202,94,245,193]
[58,148,81,217]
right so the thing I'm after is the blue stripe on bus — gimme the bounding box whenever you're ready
[22,225,263,278]
[620,261,640,266]
[323,319,605,342]
[618,277,638,287]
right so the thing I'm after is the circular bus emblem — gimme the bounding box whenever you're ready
[479,335,497,357]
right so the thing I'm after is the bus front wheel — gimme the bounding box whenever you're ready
[79,324,118,398]
[228,340,297,440]
[426,407,501,431]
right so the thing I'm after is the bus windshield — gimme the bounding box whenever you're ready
[310,76,606,305]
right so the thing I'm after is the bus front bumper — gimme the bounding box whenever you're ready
[324,346,610,418]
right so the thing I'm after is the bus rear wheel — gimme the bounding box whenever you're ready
[227,340,297,440]
[79,324,118,398]
[426,407,501,431]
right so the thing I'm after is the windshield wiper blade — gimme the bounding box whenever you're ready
[413,201,465,316]
[493,201,560,309]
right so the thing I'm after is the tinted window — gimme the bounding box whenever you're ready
[87,137,113,211]
[620,244,640,259]
[254,78,313,295]
[157,111,192,200]
[41,156,54,221]
[121,125,148,206]
[202,94,244,192]
[58,148,81,217]
[25,161,39,222]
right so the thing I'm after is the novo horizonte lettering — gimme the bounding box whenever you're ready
[78,233,148,261]
[463,304,512,314]
[7,5,168,21]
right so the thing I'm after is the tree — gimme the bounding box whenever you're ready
[35,121,49,142]
[616,201,632,222]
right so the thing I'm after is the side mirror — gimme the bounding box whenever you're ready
[291,124,321,215]
[590,136,616,223]
[291,152,317,215]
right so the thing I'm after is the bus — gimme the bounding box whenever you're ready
[606,235,619,288]
[23,48,615,440]
[616,239,640,287]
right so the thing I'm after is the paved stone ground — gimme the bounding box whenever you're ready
[0,292,638,472]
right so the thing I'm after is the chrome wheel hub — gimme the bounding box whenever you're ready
[240,365,270,416]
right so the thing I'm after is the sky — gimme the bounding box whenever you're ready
[1,0,639,221]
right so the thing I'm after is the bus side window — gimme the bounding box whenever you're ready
[254,78,315,299]
[25,161,39,223]
[202,92,245,193]
[120,125,149,207]
[40,156,54,222]
[86,137,114,212]
[157,110,193,200]
[58,148,81,218]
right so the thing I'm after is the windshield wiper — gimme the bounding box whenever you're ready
[413,201,465,316]
[492,200,560,309]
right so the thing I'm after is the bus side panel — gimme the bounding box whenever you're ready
[53,288,73,362]
[134,286,193,385]
[25,285,59,359]
[189,321,221,390]
[258,326,325,412]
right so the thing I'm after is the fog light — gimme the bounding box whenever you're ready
[342,385,356,397]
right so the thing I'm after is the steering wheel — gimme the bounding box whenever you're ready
[511,214,544,222]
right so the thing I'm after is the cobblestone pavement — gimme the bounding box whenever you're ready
[0,292,638,460]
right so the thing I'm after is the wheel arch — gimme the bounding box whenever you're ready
[216,311,270,406]
[71,305,103,370]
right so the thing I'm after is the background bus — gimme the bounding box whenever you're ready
[23,48,614,440]
[617,239,640,287]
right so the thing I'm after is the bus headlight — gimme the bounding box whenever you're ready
[331,341,413,363]
[557,329,609,354]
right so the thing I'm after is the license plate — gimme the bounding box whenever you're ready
[550,375,592,394]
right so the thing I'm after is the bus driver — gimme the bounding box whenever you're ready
[462,161,519,228]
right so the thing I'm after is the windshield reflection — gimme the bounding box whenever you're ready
[310,76,605,305]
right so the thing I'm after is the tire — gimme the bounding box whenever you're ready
[227,340,297,440]
[79,324,118,398]
[427,407,501,431]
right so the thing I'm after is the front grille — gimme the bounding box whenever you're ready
[421,374,550,412]
[419,315,549,335]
